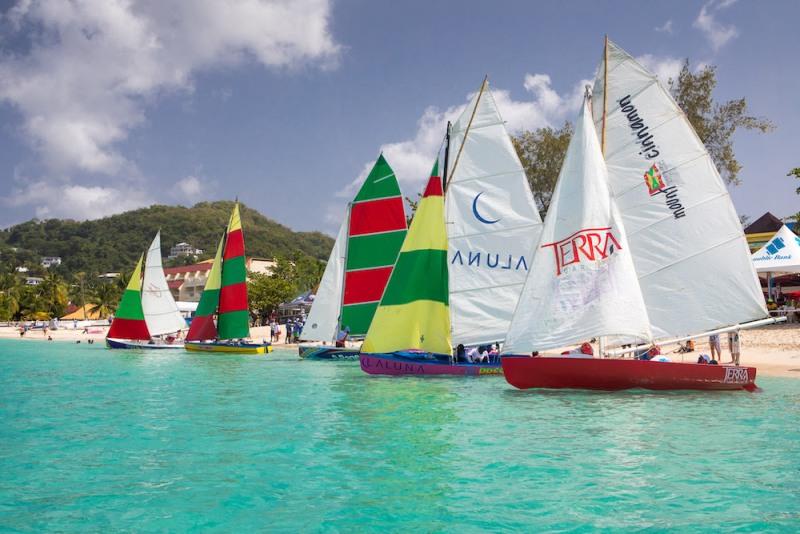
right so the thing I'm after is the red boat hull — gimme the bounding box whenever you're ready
[501,356,757,391]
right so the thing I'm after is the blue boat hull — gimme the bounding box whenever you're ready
[298,345,360,360]
[360,351,503,376]
[106,338,185,350]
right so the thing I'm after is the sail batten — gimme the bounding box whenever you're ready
[446,80,544,346]
[142,231,186,336]
[591,40,767,338]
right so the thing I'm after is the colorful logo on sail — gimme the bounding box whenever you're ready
[644,164,666,195]
[542,227,622,276]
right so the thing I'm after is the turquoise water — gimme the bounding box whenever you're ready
[1,340,799,532]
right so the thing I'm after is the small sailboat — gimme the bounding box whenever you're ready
[106,232,186,349]
[501,40,770,391]
[184,203,272,354]
[359,78,542,376]
[299,155,408,360]
[359,162,503,376]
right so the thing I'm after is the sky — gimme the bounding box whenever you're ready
[0,0,797,234]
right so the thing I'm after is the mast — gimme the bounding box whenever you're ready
[601,34,609,156]
[445,75,488,189]
[442,121,451,194]
[335,202,352,340]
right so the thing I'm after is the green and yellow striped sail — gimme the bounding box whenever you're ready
[186,236,224,341]
[362,161,451,355]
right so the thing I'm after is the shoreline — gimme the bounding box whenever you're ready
[2,324,798,378]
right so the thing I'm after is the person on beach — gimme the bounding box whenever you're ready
[336,326,350,348]
[709,333,722,362]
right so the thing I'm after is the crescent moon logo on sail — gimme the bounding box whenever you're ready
[472,192,501,224]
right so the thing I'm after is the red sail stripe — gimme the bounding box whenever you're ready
[186,314,217,341]
[107,318,151,341]
[223,229,245,260]
[349,197,407,236]
[423,176,443,197]
[219,282,248,313]
[342,267,393,305]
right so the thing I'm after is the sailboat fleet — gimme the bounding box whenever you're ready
[106,39,777,391]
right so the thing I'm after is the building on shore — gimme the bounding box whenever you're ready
[164,257,276,302]
[41,256,62,268]
[168,242,204,260]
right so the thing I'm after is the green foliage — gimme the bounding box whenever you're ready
[270,255,325,295]
[669,60,774,185]
[512,122,573,217]
[247,271,294,321]
[38,273,69,318]
[2,201,334,279]
[89,283,120,319]
[789,168,800,222]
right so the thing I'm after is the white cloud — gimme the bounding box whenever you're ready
[694,1,739,51]
[635,54,683,85]
[655,20,673,34]
[5,181,153,220]
[0,0,339,220]
[0,0,339,175]
[175,176,202,200]
[327,74,590,227]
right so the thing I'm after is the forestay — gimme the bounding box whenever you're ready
[591,40,767,338]
[446,79,543,346]
[301,218,347,342]
[142,231,186,336]
[503,95,651,354]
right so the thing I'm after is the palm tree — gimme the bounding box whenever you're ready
[38,273,69,318]
[89,283,120,319]
[0,273,21,320]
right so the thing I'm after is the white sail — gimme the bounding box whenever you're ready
[591,40,767,338]
[301,217,348,342]
[446,79,544,346]
[142,231,186,336]
[751,225,800,274]
[503,95,651,354]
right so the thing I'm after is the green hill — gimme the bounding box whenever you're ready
[0,201,333,276]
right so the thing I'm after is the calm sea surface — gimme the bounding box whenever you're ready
[1,339,799,532]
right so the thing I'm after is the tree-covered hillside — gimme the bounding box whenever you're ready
[0,201,333,277]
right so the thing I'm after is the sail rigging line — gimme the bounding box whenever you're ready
[601,34,609,156]
[445,76,488,190]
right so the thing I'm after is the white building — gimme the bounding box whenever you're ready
[41,256,62,268]
[168,242,204,259]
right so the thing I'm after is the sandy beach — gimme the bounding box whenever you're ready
[1,323,798,378]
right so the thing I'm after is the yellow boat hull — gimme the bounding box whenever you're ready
[185,342,273,354]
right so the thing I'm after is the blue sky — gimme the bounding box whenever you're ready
[0,0,797,233]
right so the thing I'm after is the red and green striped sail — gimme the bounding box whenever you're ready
[106,254,150,340]
[185,236,224,341]
[218,204,250,340]
[341,154,408,336]
[362,161,451,354]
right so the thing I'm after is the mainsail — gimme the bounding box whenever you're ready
[362,163,451,355]
[592,40,767,338]
[503,94,651,354]
[340,155,408,336]
[186,235,224,341]
[142,231,186,336]
[301,218,347,342]
[107,254,150,340]
[218,204,251,340]
[446,79,543,346]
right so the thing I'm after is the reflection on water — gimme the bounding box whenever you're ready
[0,341,798,531]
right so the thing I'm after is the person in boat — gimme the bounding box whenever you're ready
[455,344,469,363]
[709,333,722,362]
[335,326,350,348]
[697,354,711,364]
[562,342,594,358]
[473,346,489,364]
